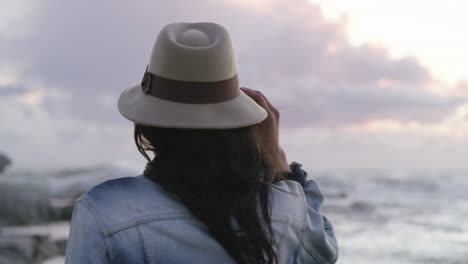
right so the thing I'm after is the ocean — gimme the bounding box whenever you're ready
[0,166,466,263]
[315,168,468,264]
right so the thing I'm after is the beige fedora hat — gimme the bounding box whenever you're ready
[117,22,268,129]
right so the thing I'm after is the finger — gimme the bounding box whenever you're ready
[253,90,279,118]
[261,95,277,115]
[255,93,271,113]
[241,88,270,111]
[241,87,263,95]
[241,87,267,106]
[246,94,278,124]
[240,87,260,98]
[250,96,275,122]
[255,91,275,111]
[244,88,275,110]
[241,88,277,120]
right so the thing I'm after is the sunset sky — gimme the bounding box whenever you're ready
[1,0,467,170]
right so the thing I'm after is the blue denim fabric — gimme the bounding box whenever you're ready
[65,175,338,263]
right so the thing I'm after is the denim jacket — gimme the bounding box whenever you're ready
[65,174,338,263]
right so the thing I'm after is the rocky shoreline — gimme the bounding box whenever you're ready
[0,165,136,264]
[0,184,74,264]
[0,153,11,174]
[0,221,69,264]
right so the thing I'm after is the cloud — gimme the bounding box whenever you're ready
[231,0,432,86]
[0,84,30,97]
[0,0,467,169]
[1,0,463,125]
[274,78,465,127]
[0,94,138,170]
[282,124,468,170]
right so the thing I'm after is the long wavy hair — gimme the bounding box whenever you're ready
[134,123,288,264]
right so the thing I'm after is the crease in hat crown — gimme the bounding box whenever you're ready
[177,29,211,47]
[148,22,238,82]
[117,21,268,129]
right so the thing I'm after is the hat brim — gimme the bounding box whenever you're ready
[117,83,268,129]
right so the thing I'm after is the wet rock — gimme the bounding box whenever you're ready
[0,184,77,226]
[326,191,347,199]
[0,153,11,174]
[0,222,69,264]
[0,165,134,226]
[350,201,376,212]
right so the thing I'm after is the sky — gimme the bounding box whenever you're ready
[0,0,467,171]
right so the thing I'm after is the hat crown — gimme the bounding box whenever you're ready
[148,22,238,82]
[177,29,211,47]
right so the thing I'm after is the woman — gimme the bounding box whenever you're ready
[65,22,338,263]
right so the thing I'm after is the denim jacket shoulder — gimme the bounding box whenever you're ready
[77,176,193,237]
[65,175,338,263]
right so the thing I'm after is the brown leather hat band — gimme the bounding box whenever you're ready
[141,67,240,104]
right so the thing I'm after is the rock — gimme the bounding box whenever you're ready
[0,153,11,173]
[0,221,69,264]
[326,191,347,199]
[350,201,376,212]
[0,165,137,226]
[0,183,79,226]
